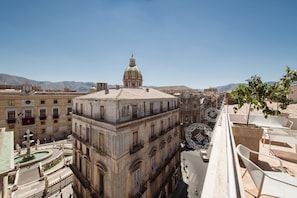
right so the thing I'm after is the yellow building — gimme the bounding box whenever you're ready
[71,56,181,198]
[0,83,84,146]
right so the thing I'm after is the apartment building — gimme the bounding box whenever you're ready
[71,56,181,198]
[0,82,83,146]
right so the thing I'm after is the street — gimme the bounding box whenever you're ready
[181,150,209,198]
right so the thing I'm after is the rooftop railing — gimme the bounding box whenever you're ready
[201,105,246,198]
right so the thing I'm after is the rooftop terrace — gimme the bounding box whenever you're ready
[200,103,297,198]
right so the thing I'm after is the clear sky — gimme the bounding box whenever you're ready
[0,0,297,89]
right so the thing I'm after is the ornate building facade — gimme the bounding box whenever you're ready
[0,83,83,146]
[71,56,181,198]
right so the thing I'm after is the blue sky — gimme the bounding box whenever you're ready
[0,0,297,89]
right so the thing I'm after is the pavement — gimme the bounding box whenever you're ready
[11,141,73,198]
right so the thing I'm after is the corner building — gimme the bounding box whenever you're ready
[71,56,181,198]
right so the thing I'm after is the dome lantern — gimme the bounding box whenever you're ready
[123,55,143,88]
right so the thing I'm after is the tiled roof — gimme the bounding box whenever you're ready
[76,87,177,100]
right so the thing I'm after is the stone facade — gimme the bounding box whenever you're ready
[0,83,83,146]
[71,87,181,198]
[71,56,181,198]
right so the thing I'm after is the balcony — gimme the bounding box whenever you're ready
[149,134,158,142]
[150,148,179,182]
[53,114,59,119]
[130,141,144,155]
[72,133,90,146]
[7,119,16,124]
[70,164,90,189]
[22,117,35,125]
[39,116,47,120]
[93,145,107,156]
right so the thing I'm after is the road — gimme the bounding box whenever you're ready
[181,149,209,198]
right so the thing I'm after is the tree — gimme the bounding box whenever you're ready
[231,66,297,126]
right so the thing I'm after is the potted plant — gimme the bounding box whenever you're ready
[231,66,297,162]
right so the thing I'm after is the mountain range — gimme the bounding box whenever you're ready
[0,73,238,93]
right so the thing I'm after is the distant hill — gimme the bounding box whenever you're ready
[0,73,283,93]
[0,73,94,92]
[215,83,242,92]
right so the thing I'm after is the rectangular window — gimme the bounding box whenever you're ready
[67,107,72,115]
[132,105,137,119]
[40,100,45,104]
[24,110,32,118]
[99,172,104,195]
[41,121,45,125]
[151,155,156,173]
[8,100,15,106]
[79,125,82,136]
[133,131,138,146]
[53,99,58,104]
[40,109,46,119]
[160,101,163,112]
[41,128,46,133]
[99,133,104,151]
[80,104,83,114]
[133,168,141,189]
[86,127,90,143]
[86,147,90,157]
[7,111,15,120]
[54,120,58,123]
[151,124,155,137]
[53,108,59,118]
[68,99,71,103]
[100,106,104,120]
[150,103,154,114]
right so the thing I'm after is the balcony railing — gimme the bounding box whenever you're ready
[22,117,35,125]
[149,147,179,182]
[39,116,47,120]
[130,141,144,155]
[72,133,90,146]
[70,164,90,189]
[53,114,59,119]
[200,105,245,198]
[93,145,107,156]
[149,135,158,142]
[72,108,179,125]
[7,119,16,124]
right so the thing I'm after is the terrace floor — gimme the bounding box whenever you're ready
[227,103,297,197]
[240,139,297,198]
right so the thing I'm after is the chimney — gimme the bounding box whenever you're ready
[146,88,149,92]
[97,82,108,91]
[116,85,120,90]
[105,88,109,94]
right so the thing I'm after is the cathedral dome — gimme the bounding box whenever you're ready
[123,55,143,88]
